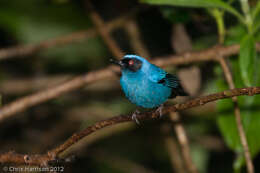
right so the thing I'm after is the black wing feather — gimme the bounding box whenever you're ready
[157,73,188,98]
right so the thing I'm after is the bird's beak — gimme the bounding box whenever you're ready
[110,59,124,67]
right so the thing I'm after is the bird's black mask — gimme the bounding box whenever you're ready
[110,58,142,72]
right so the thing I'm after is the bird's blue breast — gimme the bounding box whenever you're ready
[120,71,172,108]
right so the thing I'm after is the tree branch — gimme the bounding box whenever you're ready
[1,86,259,166]
[162,124,186,173]
[218,57,254,173]
[0,13,131,61]
[85,0,124,59]
[1,44,258,122]
[170,112,199,173]
[0,66,117,122]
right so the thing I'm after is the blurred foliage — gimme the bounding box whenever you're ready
[0,0,91,42]
[216,60,260,172]
[0,0,110,73]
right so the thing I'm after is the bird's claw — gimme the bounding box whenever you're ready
[156,104,164,118]
[132,110,140,125]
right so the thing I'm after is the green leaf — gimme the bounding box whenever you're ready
[225,24,247,45]
[239,35,257,86]
[216,60,260,171]
[252,0,260,21]
[141,0,227,8]
[252,13,260,34]
[140,0,244,22]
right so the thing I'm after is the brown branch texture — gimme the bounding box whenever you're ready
[1,43,258,122]
[0,86,259,166]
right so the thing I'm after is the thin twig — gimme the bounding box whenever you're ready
[170,112,199,173]
[0,152,51,166]
[0,17,259,62]
[170,24,198,173]
[0,66,117,122]
[60,122,135,158]
[45,87,260,156]
[162,124,186,173]
[1,86,259,166]
[0,75,72,94]
[0,14,131,61]
[0,44,256,122]
[218,57,254,173]
[0,74,121,95]
[0,44,257,121]
[85,0,124,59]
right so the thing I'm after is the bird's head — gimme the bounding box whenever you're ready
[110,55,148,73]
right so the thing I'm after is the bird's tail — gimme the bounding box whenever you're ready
[176,85,189,96]
[170,84,189,98]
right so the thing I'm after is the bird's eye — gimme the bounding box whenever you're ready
[129,60,134,66]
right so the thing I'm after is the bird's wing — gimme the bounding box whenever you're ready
[148,64,179,88]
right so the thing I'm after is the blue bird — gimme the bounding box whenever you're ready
[111,55,188,123]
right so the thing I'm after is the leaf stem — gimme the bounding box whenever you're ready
[240,0,253,33]
[210,8,225,44]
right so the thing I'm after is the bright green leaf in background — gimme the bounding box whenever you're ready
[225,24,247,46]
[239,35,257,86]
[253,15,260,34]
[141,0,231,8]
[216,59,260,172]
[140,0,244,22]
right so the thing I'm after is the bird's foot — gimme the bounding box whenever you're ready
[132,110,140,125]
[156,104,164,118]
